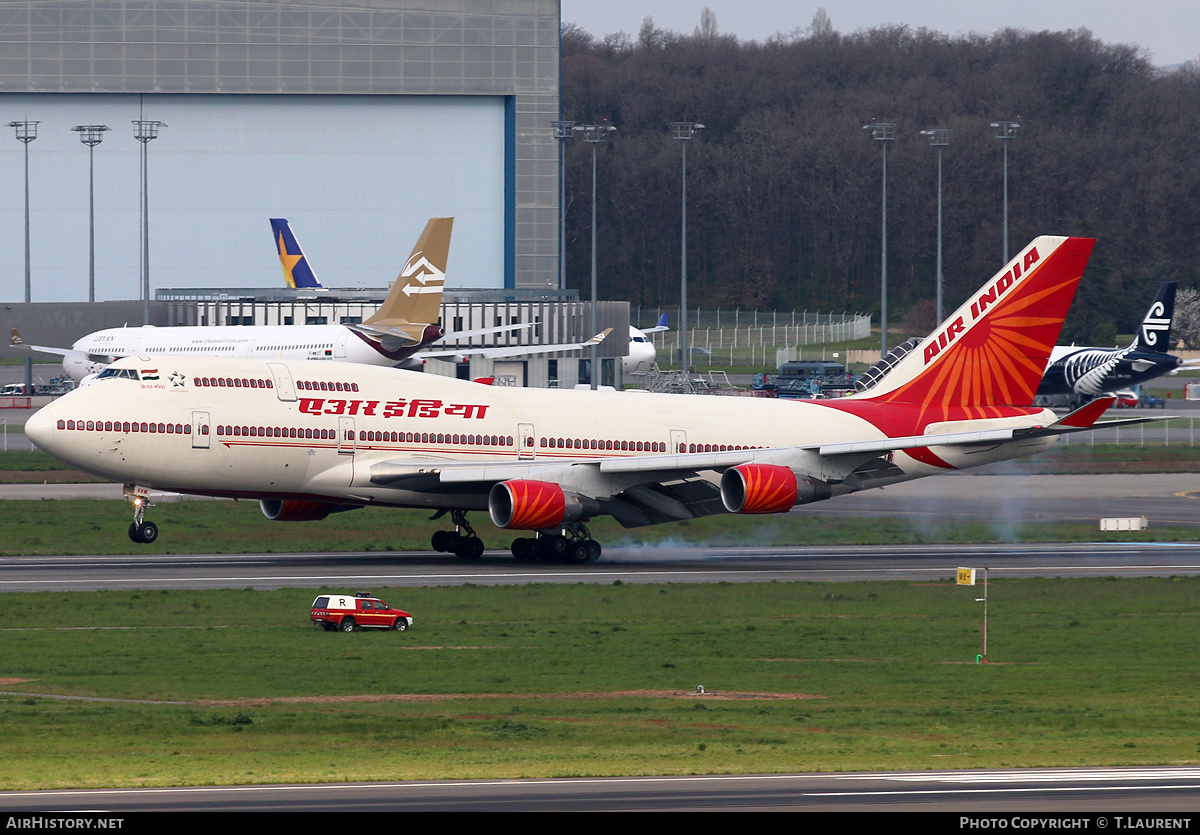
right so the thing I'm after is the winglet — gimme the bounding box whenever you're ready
[657,313,668,328]
[10,328,25,348]
[363,217,453,329]
[270,219,322,289]
[1056,395,1117,428]
[586,328,612,346]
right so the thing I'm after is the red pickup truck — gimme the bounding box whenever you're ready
[310,592,413,632]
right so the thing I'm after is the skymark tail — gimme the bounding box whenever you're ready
[270,218,322,289]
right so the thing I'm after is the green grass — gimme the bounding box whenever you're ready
[0,450,80,470]
[0,498,1194,557]
[2,579,1199,788]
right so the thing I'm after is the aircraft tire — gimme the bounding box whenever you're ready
[540,535,570,561]
[456,537,484,559]
[585,540,602,562]
[128,523,143,544]
[137,521,158,544]
[511,538,537,561]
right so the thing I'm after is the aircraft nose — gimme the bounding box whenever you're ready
[24,405,57,452]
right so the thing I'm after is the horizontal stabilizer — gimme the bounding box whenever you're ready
[1054,396,1116,428]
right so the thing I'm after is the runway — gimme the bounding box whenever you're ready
[2,471,1200,590]
[4,767,1200,811]
[4,540,1200,591]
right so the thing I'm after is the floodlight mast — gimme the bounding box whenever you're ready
[991,120,1020,263]
[73,125,111,304]
[671,121,704,373]
[574,123,615,389]
[8,120,39,395]
[550,120,575,293]
[863,120,895,357]
[133,120,167,325]
[920,128,952,323]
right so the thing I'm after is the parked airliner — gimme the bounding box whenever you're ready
[1038,282,1187,400]
[15,217,608,379]
[27,236,1161,560]
[624,314,669,374]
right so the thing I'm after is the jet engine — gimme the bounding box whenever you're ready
[488,480,601,530]
[259,499,358,522]
[720,464,832,514]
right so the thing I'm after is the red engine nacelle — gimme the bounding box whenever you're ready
[260,499,344,522]
[720,464,832,514]
[488,480,601,530]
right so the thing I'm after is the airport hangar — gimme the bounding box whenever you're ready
[0,0,629,387]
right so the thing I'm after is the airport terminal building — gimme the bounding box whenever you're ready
[0,0,630,386]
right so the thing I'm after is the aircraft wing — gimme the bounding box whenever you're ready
[360,395,1165,528]
[417,328,612,361]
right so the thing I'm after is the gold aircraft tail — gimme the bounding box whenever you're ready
[363,217,453,330]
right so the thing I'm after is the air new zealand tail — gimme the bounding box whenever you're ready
[1038,281,1181,399]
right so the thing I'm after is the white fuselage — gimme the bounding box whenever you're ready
[623,326,657,373]
[27,357,1058,515]
[64,325,393,379]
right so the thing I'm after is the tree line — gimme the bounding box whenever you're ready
[557,13,1200,344]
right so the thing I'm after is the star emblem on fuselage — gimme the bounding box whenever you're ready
[170,371,186,388]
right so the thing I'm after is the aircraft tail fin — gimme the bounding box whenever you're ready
[363,217,453,328]
[270,219,322,289]
[1135,281,1175,353]
[856,236,1095,412]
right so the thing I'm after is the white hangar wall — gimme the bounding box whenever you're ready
[0,0,561,303]
[0,92,507,302]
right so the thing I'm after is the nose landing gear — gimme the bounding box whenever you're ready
[124,486,158,544]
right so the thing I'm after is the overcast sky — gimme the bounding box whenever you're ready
[560,1,1198,67]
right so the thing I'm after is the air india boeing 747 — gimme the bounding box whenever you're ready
[26,236,1158,560]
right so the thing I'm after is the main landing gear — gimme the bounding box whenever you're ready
[510,522,601,564]
[429,512,604,564]
[126,490,158,544]
[429,509,485,560]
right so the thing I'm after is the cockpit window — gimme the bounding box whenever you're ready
[97,368,140,381]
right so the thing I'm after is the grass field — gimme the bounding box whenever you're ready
[1,444,1198,790]
[2,579,1199,788]
[0,495,1196,558]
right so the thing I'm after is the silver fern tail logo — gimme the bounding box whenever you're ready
[1141,301,1169,348]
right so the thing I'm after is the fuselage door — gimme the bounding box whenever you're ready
[335,331,349,358]
[338,417,356,455]
[670,429,687,454]
[191,411,210,450]
[268,362,296,401]
[518,422,535,460]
